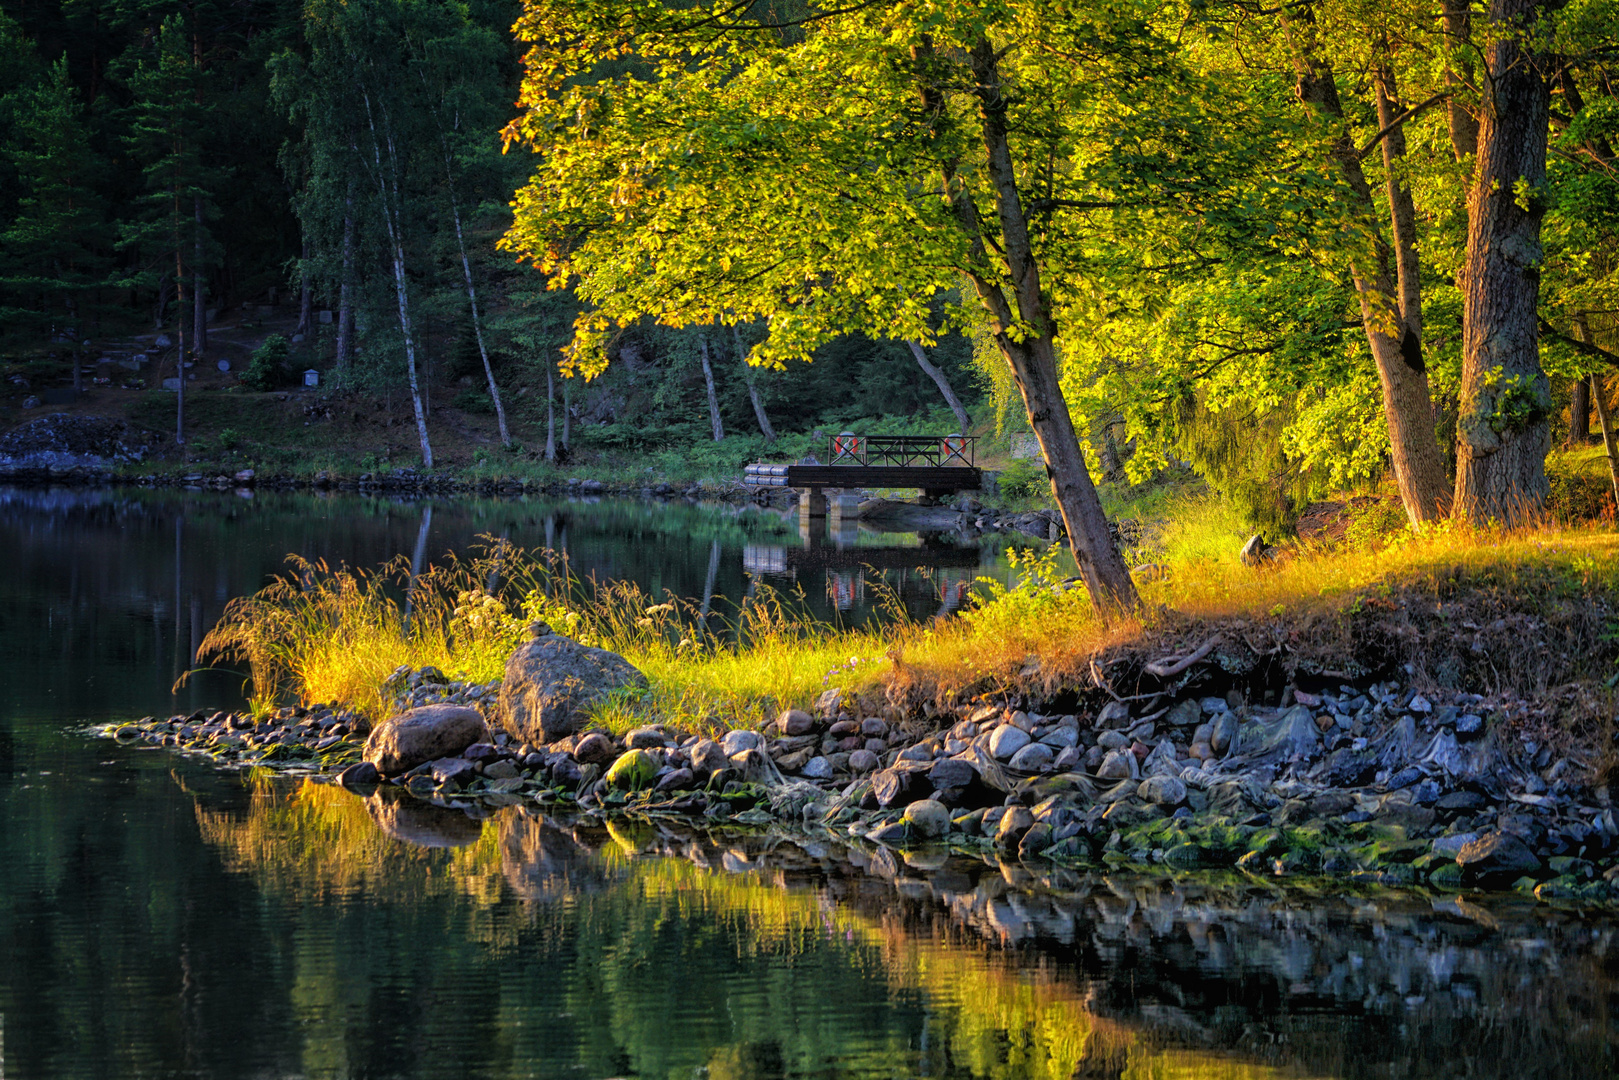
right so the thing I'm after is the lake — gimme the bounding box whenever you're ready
[1,486,1615,1079]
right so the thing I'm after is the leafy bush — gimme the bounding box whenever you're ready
[995,457,1047,502]
[240,335,291,391]
[453,387,494,414]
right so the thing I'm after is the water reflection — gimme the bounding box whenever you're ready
[189,776,1619,1080]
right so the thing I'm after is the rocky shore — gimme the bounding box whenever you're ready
[103,616,1619,908]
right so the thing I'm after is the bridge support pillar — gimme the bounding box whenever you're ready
[828,492,860,548]
[798,487,827,518]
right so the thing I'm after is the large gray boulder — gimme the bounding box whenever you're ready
[363,704,487,775]
[496,627,648,744]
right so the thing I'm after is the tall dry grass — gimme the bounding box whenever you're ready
[198,539,902,731]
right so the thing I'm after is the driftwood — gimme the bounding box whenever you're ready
[1144,635,1222,679]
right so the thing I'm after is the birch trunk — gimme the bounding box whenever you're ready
[546,362,556,463]
[363,90,433,468]
[1592,375,1619,510]
[1454,0,1552,523]
[296,235,312,338]
[906,339,971,434]
[335,186,355,371]
[698,334,723,442]
[191,197,207,356]
[732,324,775,443]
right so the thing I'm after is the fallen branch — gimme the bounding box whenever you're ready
[1144,635,1222,679]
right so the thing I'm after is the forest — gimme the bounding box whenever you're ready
[1,0,1616,607]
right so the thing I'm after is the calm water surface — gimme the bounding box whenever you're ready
[1,486,1616,1079]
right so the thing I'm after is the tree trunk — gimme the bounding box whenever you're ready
[1441,0,1480,159]
[335,186,355,371]
[962,38,1137,615]
[733,323,775,443]
[1571,376,1591,443]
[191,197,207,356]
[698,334,723,442]
[1289,21,1452,524]
[174,242,186,447]
[434,134,510,446]
[562,376,571,450]
[906,340,971,434]
[1592,375,1619,510]
[546,361,556,463]
[364,91,432,468]
[1454,0,1552,524]
[296,235,312,338]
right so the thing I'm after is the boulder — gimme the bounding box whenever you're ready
[1457,831,1543,885]
[732,747,777,785]
[903,799,952,838]
[778,709,815,736]
[872,766,921,807]
[802,756,834,780]
[363,704,487,775]
[1138,775,1187,806]
[625,726,668,749]
[690,738,728,775]
[989,724,1032,761]
[848,749,881,774]
[573,732,616,765]
[483,759,520,780]
[1210,711,1239,754]
[605,749,659,791]
[928,757,976,791]
[1097,749,1138,780]
[430,757,476,787]
[722,729,766,757]
[995,805,1035,851]
[655,767,694,791]
[1008,742,1055,771]
[496,629,648,744]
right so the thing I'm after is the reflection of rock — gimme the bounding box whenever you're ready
[365,790,484,848]
[856,499,965,531]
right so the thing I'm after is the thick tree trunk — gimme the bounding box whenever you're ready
[1571,376,1591,443]
[698,334,723,442]
[963,39,1137,614]
[733,323,775,443]
[1290,23,1452,524]
[562,377,571,450]
[1454,0,1552,523]
[906,340,971,434]
[335,188,355,370]
[1441,0,1480,159]
[192,197,207,356]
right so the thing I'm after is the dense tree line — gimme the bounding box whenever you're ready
[2,0,1616,614]
[0,0,982,457]
[503,0,1618,611]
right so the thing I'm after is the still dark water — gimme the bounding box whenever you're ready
[2,486,1616,1079]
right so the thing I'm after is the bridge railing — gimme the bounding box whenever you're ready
[828,434,977,467]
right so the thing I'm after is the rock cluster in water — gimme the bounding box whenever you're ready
[103,643,1619,906]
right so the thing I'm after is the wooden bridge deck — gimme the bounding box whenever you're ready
[744,435,983,494]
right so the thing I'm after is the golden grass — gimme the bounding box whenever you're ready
[198,513,1619,733]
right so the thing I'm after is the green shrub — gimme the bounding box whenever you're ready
[996,457,1047,501]
[241,335,291,391]
[453,387,494,414]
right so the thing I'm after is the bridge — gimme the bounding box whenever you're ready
[743,434,981,517]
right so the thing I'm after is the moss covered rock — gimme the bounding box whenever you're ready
[605,749,659,792]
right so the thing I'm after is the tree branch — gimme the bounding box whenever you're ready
[1541,319,1619,369]
[1355,90,1453,160]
